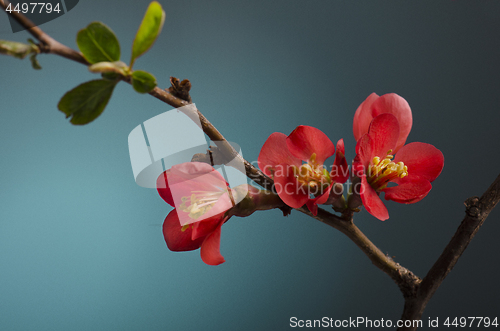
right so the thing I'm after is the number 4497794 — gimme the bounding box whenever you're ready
[444,317,498,328]
[6,2,61,14]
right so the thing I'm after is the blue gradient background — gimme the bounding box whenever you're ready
[1,1,500,330]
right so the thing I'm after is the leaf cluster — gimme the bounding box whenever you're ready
[58,1,165,124]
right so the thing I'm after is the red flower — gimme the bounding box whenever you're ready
[353,93,413,153]
[353,113,444,221]
[156,162,235,265]
[258,125,346,215]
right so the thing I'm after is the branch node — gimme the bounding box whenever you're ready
[280,205,292,217]
[167,76,192,103]
[464,196,480,218]
[397,270,422,299]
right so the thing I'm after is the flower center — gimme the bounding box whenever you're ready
[293,153,331,196]
[367,150,408,191]
[179,190,225,223]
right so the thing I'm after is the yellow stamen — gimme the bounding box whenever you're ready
[293,153,331,197]
[179,190,225,220]
[367,152,409,190]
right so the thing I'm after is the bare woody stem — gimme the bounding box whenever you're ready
[3,4,500,329]
[397,173,500,331]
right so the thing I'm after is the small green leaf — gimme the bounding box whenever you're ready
[131,70,157,93]
[130,1,165,68]
[30,53,42,70]
[0,39,37,59]
[58,79,118,125]
[88,61,128,76]
[77,22,120,64]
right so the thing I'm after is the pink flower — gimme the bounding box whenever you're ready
[156,162,235,265]
[353,93,413,153]
[258,125,346,215]
[353,113,444,221]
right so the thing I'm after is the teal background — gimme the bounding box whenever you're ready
[1,1,500,330]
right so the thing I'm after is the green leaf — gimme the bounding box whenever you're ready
[58,79,118,125]
[130,1,165,68]
[77,22,120,64]
[0,39,37,59]
[131,70,157,93]
[30,53,42,70]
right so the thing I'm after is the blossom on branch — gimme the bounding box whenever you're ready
[353,108,444,221]
[258,125,346,215]
[157,162,235,265]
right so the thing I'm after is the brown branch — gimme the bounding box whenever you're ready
[302,207,421,296]
[397,173,500,331]
[0,0,89,65]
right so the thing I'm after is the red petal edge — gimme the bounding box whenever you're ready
[353,93,379,141]
[274,163,309,209]
[367,113,400,158]
[286,125,335,165]
[394,142,444,183]
[200,220,226,265]
[163,210,205,252]
[360,176,389,221]
[331,139,349,184]
[258,132,301,177]
[383,178,432,204]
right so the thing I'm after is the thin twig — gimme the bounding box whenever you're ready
[0,0,89,65]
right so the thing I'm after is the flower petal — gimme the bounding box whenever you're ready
[286,125,335,165]
[191,213,227,241]
[371,93,412,152]
[306,200,318,216]
[170,162,228,190]
[383,178,432,204]
[200,220,225,265]
[306,183,332,216]
[394,142,444,183]
[331,139,349,184]
[353,92,379,141]
[258,132,301,177]
[274,164,309,209]
[353,134,373,176]
[163,210,206,251]
[368,113,399,158]
[360,175,389,221]
[157,170,174,206]
[157,162,229,207]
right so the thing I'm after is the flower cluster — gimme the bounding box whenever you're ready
[156,161,285,265]
[259,93,444,221]
[156,93,444,264]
